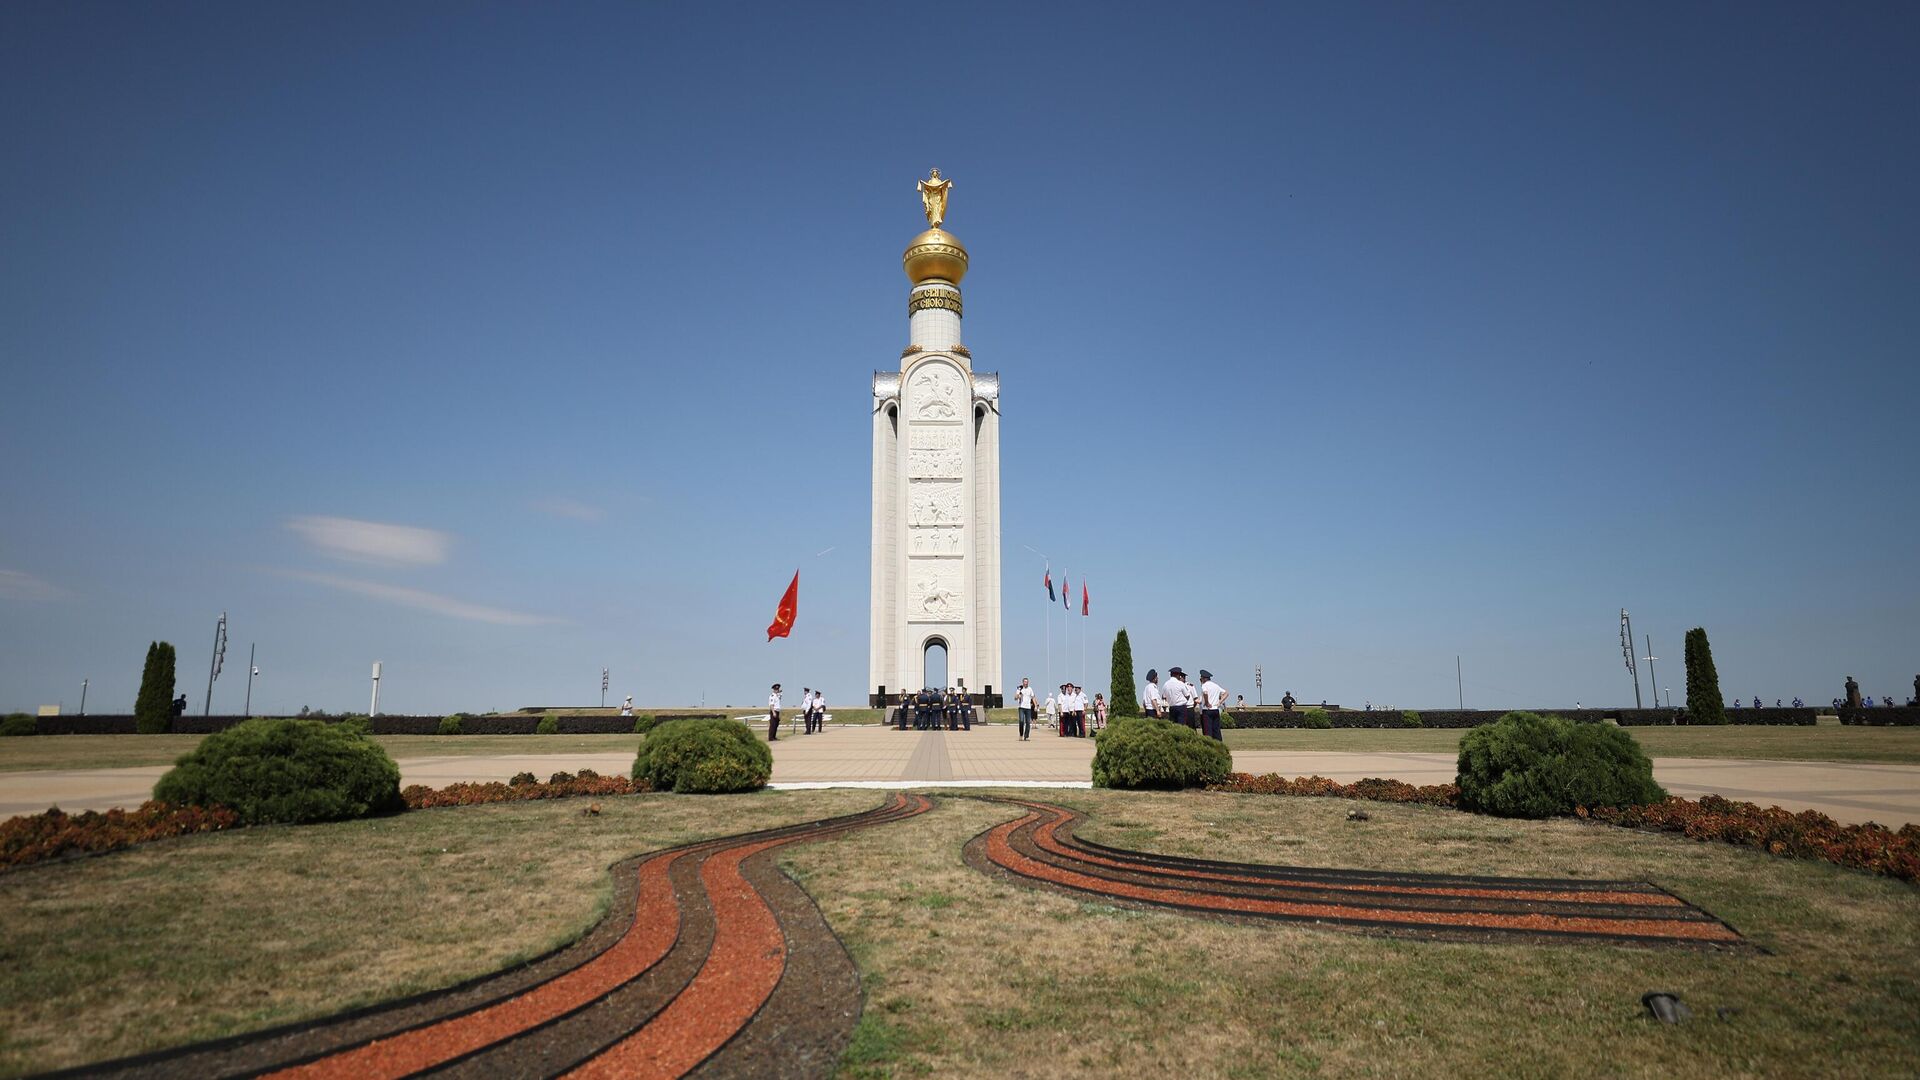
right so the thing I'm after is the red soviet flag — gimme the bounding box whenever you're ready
[1081,582,1089,616]
[767,570,799,641]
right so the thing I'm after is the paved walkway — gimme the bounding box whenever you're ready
[6,724,1918,827]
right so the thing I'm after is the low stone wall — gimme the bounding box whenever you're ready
[1221,707,1817,729]
[1839,706,1920,727]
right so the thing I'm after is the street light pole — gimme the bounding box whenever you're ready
[79,678,88,716]
[601,668,609,710]
[244,644,257,717]
[1642,636,1660,713]
[1255,664,1263,706]
[1020,544,1051,695]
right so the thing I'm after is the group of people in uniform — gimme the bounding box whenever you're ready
[765,683,829,741]
[1010,677,1107,739]
[1141,666,1231,740]
[893,685,977,731]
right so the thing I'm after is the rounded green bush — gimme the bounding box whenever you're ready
[1301,708,1333,729]
[437,715,464,736]
[154,718,404,825]
[339,714,371,737]
[1401,710,1423,728]
[1455,711,1666,819]
[536,713,560,735]
[1,713,37,737]
[1091,716,1233,790]
[632,718,771,794]
[632,713,660,735]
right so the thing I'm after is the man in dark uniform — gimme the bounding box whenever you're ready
[896,689,911,730]
[1281,690,1297,712]
[913,686,934,730]
[957,685,973,730]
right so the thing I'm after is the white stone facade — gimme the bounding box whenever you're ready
[870,286,1002,703]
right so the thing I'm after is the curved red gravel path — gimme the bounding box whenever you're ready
[969,798,1746,947]
[65,793,929,1080]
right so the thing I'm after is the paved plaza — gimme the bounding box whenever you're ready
[4,722,1918,827]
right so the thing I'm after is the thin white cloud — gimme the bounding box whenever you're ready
[0,569,64,601]
[287,515,450,566]
[281,570,560,626]
[532,497,606,522]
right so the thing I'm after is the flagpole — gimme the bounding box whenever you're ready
[1021,545,1050,699]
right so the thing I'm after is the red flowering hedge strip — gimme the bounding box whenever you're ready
[402,770,647,809]
[1210,772,1920,885]
[1210,772,1462,806]
[0,801,241,869]
[1582,794,1920,884]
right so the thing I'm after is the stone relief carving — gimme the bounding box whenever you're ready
[909,447,965,478]
[908,484,963,526]
[909,527,964,556]
[910,428,962,450]
[909,563,962,620]
[911,366,962,421]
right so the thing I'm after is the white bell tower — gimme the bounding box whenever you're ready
[869,170,1003,705]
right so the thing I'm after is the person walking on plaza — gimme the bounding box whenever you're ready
[1015,678,1035,740]
[767,683,783,742]
[1093,692,1108,733]
[1199,670,1227,740]
[1164,668,1194,729]
[810,688,826,733]
[620,695,634,717]
[1143,669,1165,718]
[1045,688,1060,735]
[800,688,813,734]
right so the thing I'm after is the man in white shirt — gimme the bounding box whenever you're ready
[767,684,783,742]
[808,689,826,734]
[1199,670,1227,740]
[1143,670,1165,719]
[620,695,634,718]
[1015,678,1036,740]
[1044,690,1058,736]
[1164,668,1194,729]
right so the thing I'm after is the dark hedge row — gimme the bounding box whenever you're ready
[1223,707,1816,729]
[24,713,725,736]
[1839,707,1920,727]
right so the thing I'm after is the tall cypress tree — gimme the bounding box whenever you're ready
[134,638,169,730]
[135,641,177,734]
[1109,628,1140,717]
[1683,627,1726,726]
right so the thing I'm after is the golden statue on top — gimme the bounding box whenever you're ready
[917,168,953,229]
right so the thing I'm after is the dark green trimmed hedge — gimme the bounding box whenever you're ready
[1455,711,1665,819]
[153,718,404,825]
[1091,716,1233,790]
[1,713,36,737]
[632,718,771,794]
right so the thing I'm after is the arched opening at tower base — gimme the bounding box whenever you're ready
[922,638,949,691]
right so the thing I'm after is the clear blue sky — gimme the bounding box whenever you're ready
[4,2,1915,715]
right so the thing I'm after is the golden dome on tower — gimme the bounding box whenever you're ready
[903,227,969,285]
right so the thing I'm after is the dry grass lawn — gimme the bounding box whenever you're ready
[1,789,1916,1078]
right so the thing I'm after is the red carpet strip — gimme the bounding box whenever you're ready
[967,798,1745,947]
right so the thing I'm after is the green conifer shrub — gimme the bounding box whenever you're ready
[1091,716,1233,790]
[154,718,403,824]
[1401,711,1423,728]
[1302,708,1333,729]
[1455,711,1665,819]
[1684,627,1727,725]
[536,712,560,735]
[1109,628,1140,717]
[339,714,372,737]
[632,718,772,794]
[633,713,659,735]
[437,715,464,736]
[134,641,177,734]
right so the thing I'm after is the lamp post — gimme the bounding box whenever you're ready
[244,644,258,717]
[601,668,609,709]
[1662,687,1672,707]
[1254,664,1263,706]
[370,661,382,716]
[1642,637,1659,712]
[79,678,88,716]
